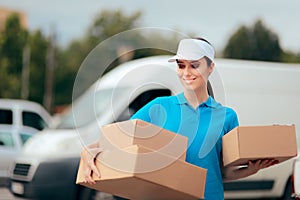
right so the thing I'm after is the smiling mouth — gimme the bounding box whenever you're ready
[183,78,196,84]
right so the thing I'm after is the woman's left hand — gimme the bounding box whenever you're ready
[223,158,279,181]
[247,159,279,175]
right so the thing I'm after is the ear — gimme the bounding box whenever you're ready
[208,62,215,75]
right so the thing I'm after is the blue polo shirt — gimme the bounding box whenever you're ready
[130,92,239,200]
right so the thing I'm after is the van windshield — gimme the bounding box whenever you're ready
[57,88,127,129]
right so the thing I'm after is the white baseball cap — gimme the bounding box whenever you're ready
[168,38,215,62]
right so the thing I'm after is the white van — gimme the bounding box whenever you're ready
[9,56,300,200]
[0,99,53,186]
[292,160,300,198]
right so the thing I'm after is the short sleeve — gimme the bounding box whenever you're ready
[130,98,160,123]
[225,107,239,134]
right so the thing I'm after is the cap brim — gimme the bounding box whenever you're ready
[168,54,206,62]
[168,55,180,62]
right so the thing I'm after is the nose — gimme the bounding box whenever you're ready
[183,66,192,76]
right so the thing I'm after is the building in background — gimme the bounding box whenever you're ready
[0,7,27,30]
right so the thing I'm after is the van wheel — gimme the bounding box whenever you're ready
[77,186,96,200]
[280,178,293,200]
[77,187,117,200]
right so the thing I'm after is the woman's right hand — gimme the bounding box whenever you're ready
[80,142,103,185]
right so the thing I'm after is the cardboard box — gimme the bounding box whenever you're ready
[222,125,298,166]
[76,145,207,200]
[100,119,188,161]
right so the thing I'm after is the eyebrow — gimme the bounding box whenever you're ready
[176,60,200,64]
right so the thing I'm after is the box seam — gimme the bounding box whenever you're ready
[133,176,201,199]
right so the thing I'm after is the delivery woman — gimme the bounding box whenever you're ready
[81,37,277,199]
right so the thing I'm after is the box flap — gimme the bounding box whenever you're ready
[134,120,188,160]
[222,127,240,166]
[100,120,135,148]
[100,120,188,161]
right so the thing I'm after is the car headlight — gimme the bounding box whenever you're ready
[22,130,82,158]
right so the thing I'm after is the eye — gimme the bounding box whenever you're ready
[191,62,200,69]
[176,61,186,69]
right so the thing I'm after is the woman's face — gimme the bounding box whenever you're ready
[176,57,214,92]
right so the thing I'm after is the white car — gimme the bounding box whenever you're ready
[292,160,300,199]
[9,56,300,200]
[0,99,53,186]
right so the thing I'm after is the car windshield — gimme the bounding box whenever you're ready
[0,130,15,147]
[57,88,128,129]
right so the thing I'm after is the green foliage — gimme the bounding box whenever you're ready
[0,14,49,106]
[87,10,142,42]
[281,51,300,63]
[0,63,20,98]
[2,13,28,74]
[54,9,178,104]
[54,10,144,104]
[223,19,283,62]
[53,48,78,105]
[0,13,28,98]
[2,11,299,112]
[27,30,48,103]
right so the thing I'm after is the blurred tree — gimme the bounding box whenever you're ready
[54,10,144,103]
[0,14,53,109]
[27,30,49,104]
[281,51,300,63]
[54,9,177,105]
[0,13,28,98]
[223,19,283,62]
[87,10,141,44]
[0,9,183,110]
[53,46,77,106]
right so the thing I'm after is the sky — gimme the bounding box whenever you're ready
[1,0,299,53]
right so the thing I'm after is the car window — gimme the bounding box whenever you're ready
[22,111,47,131]
[0,109,13,125]
[19,132,32,145]
[57,88,129,129]
[116,89,171,122]
[0,131,15,147]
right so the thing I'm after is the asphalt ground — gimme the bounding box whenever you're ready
[0,186,116,200]
[0,187,27,200]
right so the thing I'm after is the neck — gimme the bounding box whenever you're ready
[184,88,209,109]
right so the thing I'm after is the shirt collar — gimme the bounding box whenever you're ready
[175,92,219,108]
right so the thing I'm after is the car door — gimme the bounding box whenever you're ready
[0,125,36,179]
[0,126,20,178]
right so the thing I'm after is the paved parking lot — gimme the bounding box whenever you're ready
[0,187,116,200]
[0,187,27,200]
[1,186,277,200]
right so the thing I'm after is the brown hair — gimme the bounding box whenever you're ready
[193,37,213,66]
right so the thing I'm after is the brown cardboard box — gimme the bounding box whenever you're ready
[100,119,188,161]
[222,125,298,166]
[76,145,207,200]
